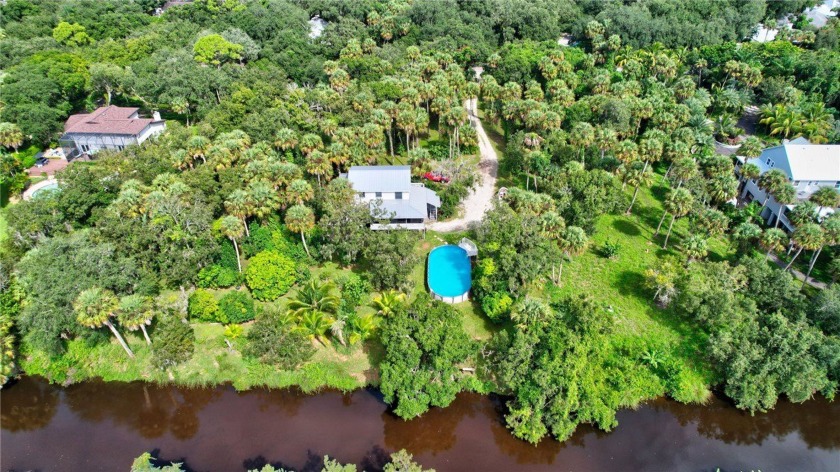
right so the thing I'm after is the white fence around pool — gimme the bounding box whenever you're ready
[430,290,469,304]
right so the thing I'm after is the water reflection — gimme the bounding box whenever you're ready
[0,378,59,431]
[2,376,838,472]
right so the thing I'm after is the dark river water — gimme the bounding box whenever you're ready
[1,376,839,472]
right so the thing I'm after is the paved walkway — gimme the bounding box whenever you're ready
[428,98,499,233]
[766,252,828,289]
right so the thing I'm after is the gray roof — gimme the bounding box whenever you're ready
[753,138,840,182]
[372,185,441,220]
[347,165,411,193]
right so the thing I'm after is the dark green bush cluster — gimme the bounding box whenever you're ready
[244,312,314,369]
[151,315,195,370]
[219,290,255,324]
[197,264,241,288]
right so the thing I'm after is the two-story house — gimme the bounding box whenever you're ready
[59,106,166,159]
[344,165,441,230]
[737,137,840,231]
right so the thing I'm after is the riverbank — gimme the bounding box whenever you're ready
[3,375,839,472]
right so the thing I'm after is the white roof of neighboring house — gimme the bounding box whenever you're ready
[751,138,840,182]
[346,165,412,193]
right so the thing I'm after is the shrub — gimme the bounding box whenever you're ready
[337,272,370,309]
[223,324,243,339]
[245,251,297,301]
[600,240,620,259]
[243,313,315,369]
[187,289,223,323]
[197,264,241,288]
[219,239,240,272]
[481,291,513,323]
[219,290,256,324]
[151,315,195,370]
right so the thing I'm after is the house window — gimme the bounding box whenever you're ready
[793,181,800,186]
[835,182,840,189]
[80,144,90,153]
[358,192,364,198]
[395,192,403,200]
[375,192,382,198]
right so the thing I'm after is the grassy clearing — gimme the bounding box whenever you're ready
[549,173,725,397]
[22,322,376,392]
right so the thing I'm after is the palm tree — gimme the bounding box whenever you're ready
[760,228,788,260]
[669,156,697,189]
[738,136,764,162]
[186,135,210,164]
[682,234,708,263]
[655,188,694,249]
[306,149,332,185]
[0,122,24,154]
[371,290,407,317]
[785,223,824,271]
[737,162,761,204]
[810,186,840,216]
[569,122,595,166]
[285,204,315,257]
[509,298,552,329]
[289,279,339,345]
[217,215,245,272]
[760,104,803,139]
[286,179,314,206]
[706,174,738,206]
[299,133,323,156]
[770,183,796,228]
[558,226,588,283]
[347,314,378,345]
[805,215,840,284]
[224,189,252,237]
[620,161,652,214]
[757,169,788,213]
[117,294,154,345]
[274,128,298,151]
[246,180,280,220]
[74,287,134,358]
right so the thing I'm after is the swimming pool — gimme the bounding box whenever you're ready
[31,182,59,197]
[427,245,472,303]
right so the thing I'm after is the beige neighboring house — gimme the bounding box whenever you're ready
[59,106,166,159]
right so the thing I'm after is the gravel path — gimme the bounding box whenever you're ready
[428,98,498,233]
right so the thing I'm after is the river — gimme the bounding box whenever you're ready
[1,376,838,471]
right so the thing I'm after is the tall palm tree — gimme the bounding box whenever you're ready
[285,204,315,257]
[810,186,840,216]
[656,188,694,249]
[770,183,796,228]
[706,174,738,206]
[306,149,332,185]
[217,215,245,272]
[274,128,299,151]
[224,189,252,237]
[298,133,323,156]
[621,161,652,214]
[289,279,340,345]
[74,287,134,358]
[594,128,618,160]
[805,215,840,284]
[186,135,210,164]
[371,290,407,317]
[286,179,314,206]
[558,226,588,283]
[757,169,788,213]
[670,157,698,189]
[785,223,824,271]
[760,228,788,260]
[569,122,595,166]
[117,294,155,345]
[737,162,761,204]
[246,180,280,220]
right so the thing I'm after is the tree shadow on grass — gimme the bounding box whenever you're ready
[612,270,648,300]
[612,219,641,236]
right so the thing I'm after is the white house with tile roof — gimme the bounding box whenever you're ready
[737,137,840,230]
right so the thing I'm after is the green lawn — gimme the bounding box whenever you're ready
[0,209,7,246]
[549,174,724,398]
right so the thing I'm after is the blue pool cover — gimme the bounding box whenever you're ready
[427,245,472,297]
